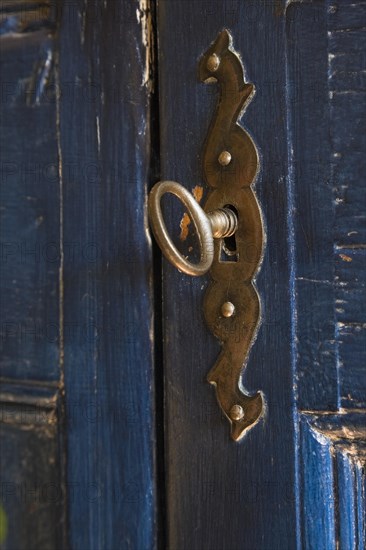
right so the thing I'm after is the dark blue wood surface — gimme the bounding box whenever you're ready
[0,385,64,550]
[0,1,157,548]
[288,0,366,413]
[1,0,364,548]
[0,3,64,548]
[300,413,366,549]
[0,22,60,382]
[58,1,157,548]
[286,0,339,411]
[158,0,365,548]
[158,1,297,548]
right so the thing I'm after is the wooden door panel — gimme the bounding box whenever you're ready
[1,0,364,548]
[58,1,157,548]
[158,1,297,548]
[158,0,365,548]
[288,0,366,412]
[0,384,64,550]
[286,1,338,411]
[0,4,64,549]
[0,8,60,384]
[0,1,157,548]
[300,413,365,549]
[288,2,366,546]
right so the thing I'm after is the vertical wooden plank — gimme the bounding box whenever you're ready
[158,1,297,547]
[0,10,60,382]
[328,1,366,411]
[0,4,66,547]
[355,459,366,550]
[286,0,339,410]
[287,0,366,412]
[300,412,366,549]
[335,250,366,408]
[58,1,157,548]
[299,418,336,550]
[337,449,358,549]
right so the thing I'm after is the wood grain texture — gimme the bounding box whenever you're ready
[0,27,60,382]
[0,0,56,35]
[58,1,157,548]
[0,385,64,550]
[300,413,366,550]
[328,0,366,413]
[338,322,366,409]
[0,10,65,548]
[328,0,366,411]
[1,0,364,547]
[288,3,366,545]
[300,415,337,550]
[158,1,297,547]
[287,0,366,412]
[286,0,339,410]
[159,0,365,548]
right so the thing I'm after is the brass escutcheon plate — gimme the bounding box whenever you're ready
[199,29,265,441]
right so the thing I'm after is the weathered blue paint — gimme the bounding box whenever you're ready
[58,1,157,548]
[159,0,365,548]
[0,24,60,382]
[0,0,157,548]
[300,413,366,549]
[286,1,366,547]
[158,1,297,548]
[300,415,336,550]
[0,4,64,548]
[1,0,364,548]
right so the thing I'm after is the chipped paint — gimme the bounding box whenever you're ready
[26,46,54,106]
[339,253,352,262]
[179,185,204,241]
[192,185,204,203]
[136,0,154,92]
[96,115,101,153]
[179,213,191,241]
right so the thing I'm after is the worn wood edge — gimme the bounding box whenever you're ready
[299,412,366,548]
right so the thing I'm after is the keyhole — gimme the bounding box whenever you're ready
[220,205,238,262]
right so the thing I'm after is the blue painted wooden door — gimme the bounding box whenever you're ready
[157,1,365,549]
[0,1,156,548]
[0,1,365,549]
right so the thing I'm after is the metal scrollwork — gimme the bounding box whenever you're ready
[199,29,265,441]
[148,29,265,442]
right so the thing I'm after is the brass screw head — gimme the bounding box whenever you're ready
[207,53,220,72]
[229,404,244,421]
[218,150,232,166]
[221,301,235,318]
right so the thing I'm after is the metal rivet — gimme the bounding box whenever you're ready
[207,53,220,72]
[218,150,232,166]
[221,301,235,318]
[229,404,244,421]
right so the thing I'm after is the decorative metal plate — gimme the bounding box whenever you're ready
[199,29,265,441]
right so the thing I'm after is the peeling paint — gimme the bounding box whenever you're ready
[339,253,352,262]
[136,0,154,92]
[192,185,204,203]
[96,115,101,154]
[179,185,204,241]
[179,213,190,241]
[27,46,53,106]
